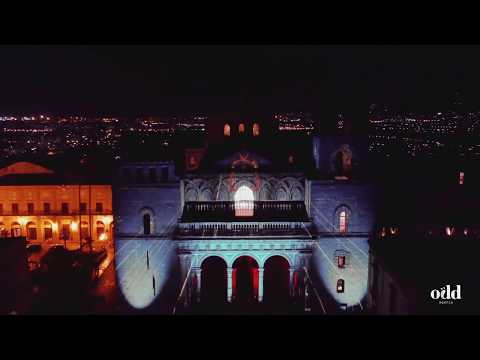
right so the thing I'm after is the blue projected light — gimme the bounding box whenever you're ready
[312,238,369,307]
[115,239,177,310]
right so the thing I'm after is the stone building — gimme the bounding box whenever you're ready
[0,162,113,247]
[113,116,375,313]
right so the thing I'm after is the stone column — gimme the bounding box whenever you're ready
[195,267,202,303]
[227,268,233,302]
[289,269,295,298]
[258,268,264,302]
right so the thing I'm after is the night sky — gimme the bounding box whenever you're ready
[1,45,480,119]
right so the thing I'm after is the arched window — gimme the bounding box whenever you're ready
[0,222,6,237]
[27,222,37,241]
[11,222,21,237]
[43,221,53,241]
[337,279,345,293]
[252,123,260,136]
[61,223,71,240]
[96,221,106,241]
[80,221,89,240]
[143,213,151,235]
[446,226,454,237]
[339,211,347,233]
[224,123,231,137]
[238,123,245,135]
[234,185,254,217]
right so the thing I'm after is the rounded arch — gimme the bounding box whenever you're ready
[201,256,227,305]
[229,253,261,268]
[26,221,37,241]
[223,123,231,137]
[259,183,273,201]
[80,221,89,239]
[232,255,259,304]
[334,204,352,233]
[96,221,106,240]
[238,123,245,134]
[139,207,155,235]
[0,222,6,237]
[290,187,303,201]
[185,189,198,202]
[200,254,228,268]
[262,253,292,268]
[234,185,254,217]
[200,189,213,201]
[252,123,260,136]
[331,144,356,178]
[43,220,54,241]
[264,255,290,306]
[11,221,21,237]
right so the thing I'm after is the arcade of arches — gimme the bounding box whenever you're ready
[195,255,296,305]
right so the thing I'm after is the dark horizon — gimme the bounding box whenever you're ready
[1,45,480,120]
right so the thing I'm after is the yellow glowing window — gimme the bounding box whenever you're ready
[224,123,231,137]
[238,123,245,134]
[339,211,347,233]
[252,123,260,136]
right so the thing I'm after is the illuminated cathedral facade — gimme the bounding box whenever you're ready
[113,117,375,314]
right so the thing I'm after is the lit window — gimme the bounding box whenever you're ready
[337,279,345,293]
[459,171,464,185]
[12,222,21,237]
[252,123,260,136]
[446,226,454,237]
[380,227,386,237]
[238,123,245,135]
[61,224,70,240]
[288,155,294,164]
[224,123,231,137]
[234,185,254,217]
[338,255,346,268]
[80,222,89,239]
[96,221,105,240]
[0,222,6,237]
[339,211,347,233]
[27,222,37,240]
[44,222,53,240]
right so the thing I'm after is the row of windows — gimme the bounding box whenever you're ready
[379,226,472,238]
[123,167,170,183]
[0,202,104,214]
[0,221,106,240]
[224,123,260,137]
